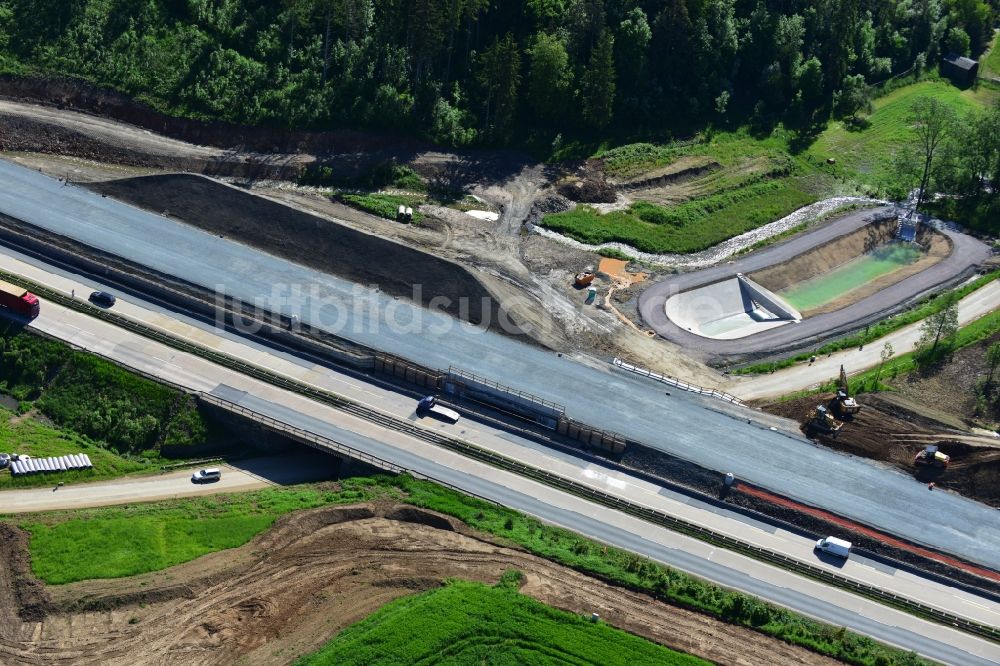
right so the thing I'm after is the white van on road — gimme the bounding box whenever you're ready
[815,536,853,559]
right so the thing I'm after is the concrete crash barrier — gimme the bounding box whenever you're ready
[556,418,628,455]
[374,353,443,389]
[9,454,93,476]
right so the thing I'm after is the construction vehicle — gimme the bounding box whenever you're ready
[914,445,950,468]
[0,280,39,319]
[832,365,861,418]
[808,404,843,436]
[574,271,596,287]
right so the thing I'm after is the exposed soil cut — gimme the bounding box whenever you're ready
[84,174,523,336]
[758,392,1000,506]
[0,503,842,666]
[0,107,307,180]
[749,220,950,316]
[613,157,721,190]
[557,159,617,203]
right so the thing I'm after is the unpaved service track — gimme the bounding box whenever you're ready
[0,101,310,180]
[0,504,839,666]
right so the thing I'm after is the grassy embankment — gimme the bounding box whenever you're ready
[981,31,1000,79]
[0,408,153,489]
[544,133,818,254]
[541,79,995,255]
[11,475,931,666]
[842,304,1000,394]
[335,192,426,222]
[297,572,709,666]
[731,271,1000,375]
[0,324,222,487]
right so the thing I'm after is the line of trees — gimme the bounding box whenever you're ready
[905,96,1000,231]
[0,0,996,146]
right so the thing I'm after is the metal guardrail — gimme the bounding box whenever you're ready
[613,358,746,406]
[4,270,999,642]
[447,365,566,414]
[159,457,223,471]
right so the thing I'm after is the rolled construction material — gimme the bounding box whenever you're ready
[25,459,36,473]
[58,456,68,471]
[10,461,21,475]
[81,453,93,469]
[69,454,81,469]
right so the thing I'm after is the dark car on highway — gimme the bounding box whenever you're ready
[89,291,116,307]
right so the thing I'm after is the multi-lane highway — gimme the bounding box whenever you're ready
[2,245,999,665]
[0,159,997,573]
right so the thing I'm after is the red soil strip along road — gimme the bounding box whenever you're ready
[737,483,1000,583]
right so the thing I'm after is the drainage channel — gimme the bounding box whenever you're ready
[4,269,999,644]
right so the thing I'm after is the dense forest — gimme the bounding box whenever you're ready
[0,0,995,145]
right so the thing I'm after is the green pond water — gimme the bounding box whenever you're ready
[779,243,923,312]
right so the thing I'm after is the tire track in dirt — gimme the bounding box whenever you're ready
[1,505,840,666]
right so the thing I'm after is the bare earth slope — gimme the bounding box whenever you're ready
[0,503,839,666]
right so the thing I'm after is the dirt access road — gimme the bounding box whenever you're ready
[0,502,840,666]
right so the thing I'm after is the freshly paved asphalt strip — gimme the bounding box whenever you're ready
[3,247,1000,635]
[1,159,999,574]
[730,278,1000,399]
[638,207,992,356]
[2,259,999,663]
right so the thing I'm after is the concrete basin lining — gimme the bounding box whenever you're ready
[638,207,992,361]
[665,275,801,340]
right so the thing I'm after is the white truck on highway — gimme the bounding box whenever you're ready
[417,395,460,423]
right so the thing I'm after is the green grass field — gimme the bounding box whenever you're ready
[542,180,814,254]
[16,479,390,584]
[807,79,996,188]
[0,324,217,457]
[0,408,155,489]
[983,31,1000,78]
[336,192,425,222]
[297,576,709,666]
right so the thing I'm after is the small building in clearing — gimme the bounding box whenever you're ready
[941,53,979,86]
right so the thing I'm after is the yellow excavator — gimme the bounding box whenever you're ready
[832,365,861,419]
[808,404,844,436]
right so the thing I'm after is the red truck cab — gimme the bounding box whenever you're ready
[0,279,40,319]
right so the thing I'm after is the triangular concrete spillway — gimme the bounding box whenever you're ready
[736,273,802,322]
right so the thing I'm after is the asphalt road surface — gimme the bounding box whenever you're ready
[1,159,999,574]
[638,207,992,357]
[7,250,998,636]
[0,454,337,513]
[3,255,999,664]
